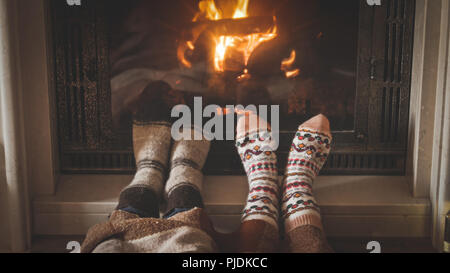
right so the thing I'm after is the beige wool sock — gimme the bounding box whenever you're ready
[128,121,172,195]
[116,121,172,218]
[165,126,211,205]
[116,81,176,218]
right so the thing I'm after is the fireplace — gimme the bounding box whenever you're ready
[50,0,415,175]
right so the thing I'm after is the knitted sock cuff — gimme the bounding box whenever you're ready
[284,210,323,233]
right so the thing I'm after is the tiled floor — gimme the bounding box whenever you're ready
[31,236,436,253]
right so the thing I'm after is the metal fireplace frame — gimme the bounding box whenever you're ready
[50,0,416,175]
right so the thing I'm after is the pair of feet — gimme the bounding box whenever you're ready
[119,91,332,252]
[116,119,210,219]
[235,113,332,252]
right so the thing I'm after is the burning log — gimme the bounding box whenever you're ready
[178,0,279,74]
[178,16,277,71]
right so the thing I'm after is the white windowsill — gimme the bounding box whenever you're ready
[33,175,431,238]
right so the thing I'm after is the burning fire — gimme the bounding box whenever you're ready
[189,0,277,75]
[179,0,299,80]
[198,0,277,74]
[281,50,300,78]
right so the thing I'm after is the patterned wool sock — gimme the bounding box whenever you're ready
[281,114,333,252]
[164,126,211,217]
[236,114,280,230]
[116,82,174,218]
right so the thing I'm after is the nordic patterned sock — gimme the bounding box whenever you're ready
[235,114,280,230]
[281,114,332,234]
[165,126,211,215]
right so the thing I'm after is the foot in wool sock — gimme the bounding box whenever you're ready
[164,126,211,217]
[282,114,332,234]
[236,114,280,230]
[116,82,175,218]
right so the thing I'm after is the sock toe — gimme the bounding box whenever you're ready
[299,114,331,136]
[236,113,271,140]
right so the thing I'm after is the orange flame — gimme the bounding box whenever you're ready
[281,50,296,69]
[181,1,300,80]
[186,41,195,50]
[194,0,278,73]
[233,0,250,19]
[281,49,300,78]
[285,69,300,78]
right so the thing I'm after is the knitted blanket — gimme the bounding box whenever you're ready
[81,208,218,253]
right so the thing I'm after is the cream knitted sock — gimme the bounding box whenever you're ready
[116,121,173,217]
[236,114,280,230]
[165,126,211,213]
[116,82,175,218]
[281,114,332,233]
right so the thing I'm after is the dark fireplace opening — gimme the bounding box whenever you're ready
[109,0,358,134]
[50,0,415,175]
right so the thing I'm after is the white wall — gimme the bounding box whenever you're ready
[409,0,450,252]
[408,0,442,198]
[429,0,450,253]
[0,0,32,253]
[18,0,57,197]
[0,101,11,252]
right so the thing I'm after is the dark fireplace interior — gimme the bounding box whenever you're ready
[50,0,415,175]
[108,0,357,133]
